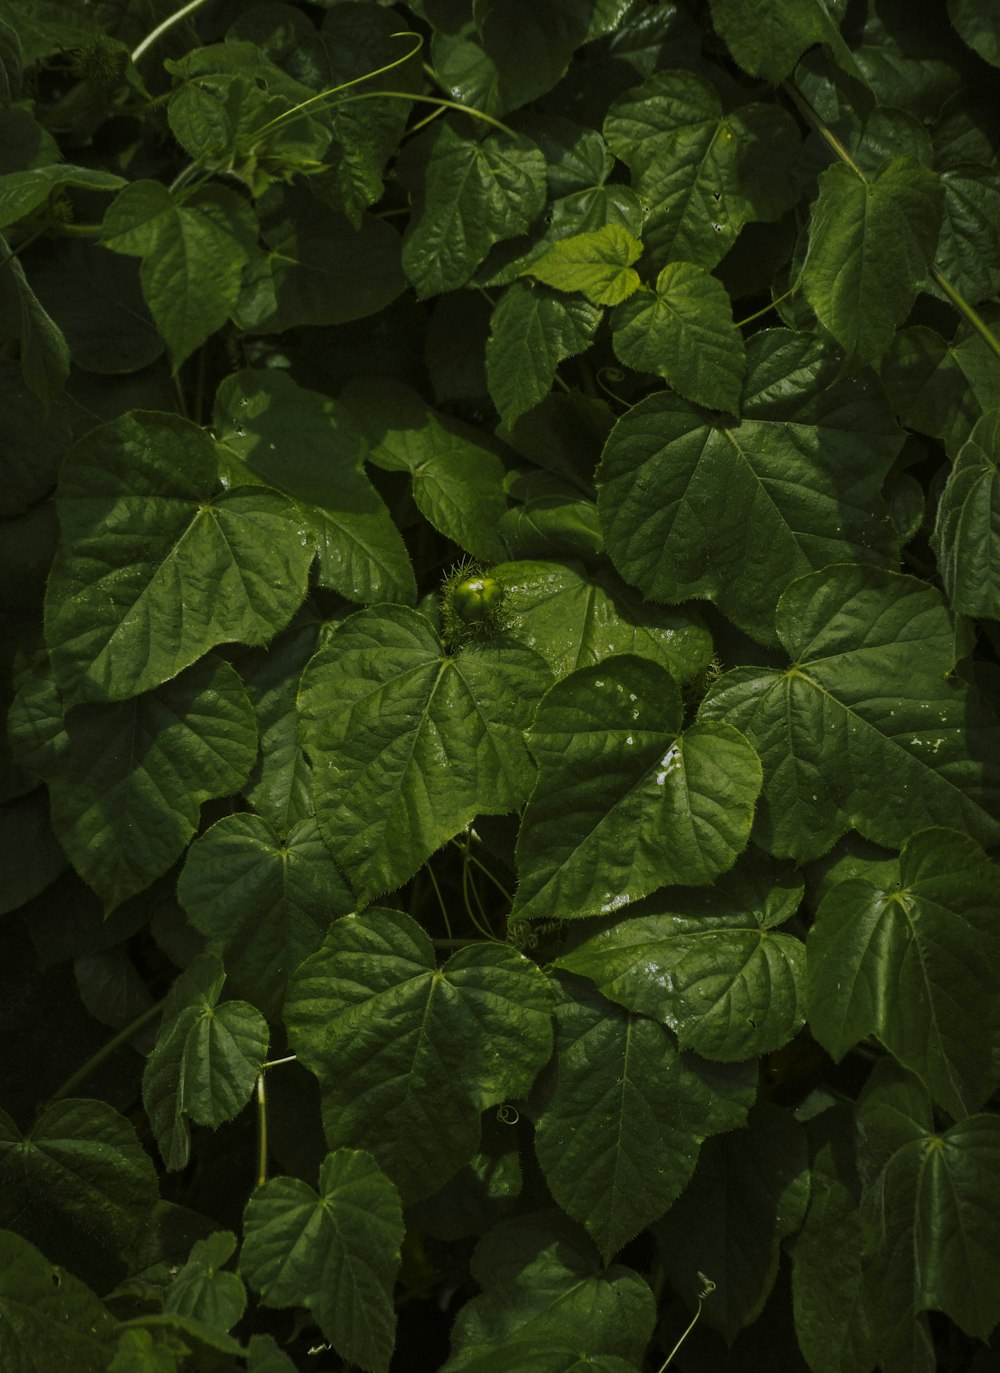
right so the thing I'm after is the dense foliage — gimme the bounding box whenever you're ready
[2,0,1000,1369]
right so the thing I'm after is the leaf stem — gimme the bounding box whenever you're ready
[44,995,167,1107]
[783,77,1000,362]
[131,0,213,64]
[734,285,796,329]
[425,857,453,938]
[255,1071,269,1187]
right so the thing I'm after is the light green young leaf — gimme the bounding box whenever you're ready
[699,565,1000,859]
[163,1231,245,1334]
[604,71,800,270]
[0,164,125,228]
[8,655,258,912]
[0,1230,117,1373]
[654,1104,810,1343]
[512,655,762,924]
[610,260,746,413]
[0,1099,158,1293]
[808,828,1000,1119]
[444,1210,655,1371]
[933,409,1000,619]
[555,859,806,1061]
[495,558,713,685]
[214,368,416,605]
[341,377,509,562]
[858,1063,1000,1366]
[401,124,547,297]
[45,410,313,705]
[524,225,642,306]
[142,951,268,1171]
[177,813,353,1021]
[803,158,943,368]
[299,605,552,901]
[102,181,258,369]
[241,1150,403,1373]
[534,978,756,1260]
[486,282,601,427]
[597,329,901,642]
[708,0,861,84]
[284,909,554,1201]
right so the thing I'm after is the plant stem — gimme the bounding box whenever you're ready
[255,1071,269,1187]
[734,285,796,329]
[930,264,1000,363]
[45,996,167,1107]
[131,0,213,65]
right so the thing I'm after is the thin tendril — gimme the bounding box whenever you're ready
[656,1274,716,1372]
[465,851,513,907]
[425,858,453,938]
[254,31,425,138]
[595,366,630,408]
[131,0,213,64]
[734,284,796,328]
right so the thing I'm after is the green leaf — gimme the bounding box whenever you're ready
[0,358,70,517]
[610,261,746,414]
[142,951,268,1171]
[934,165,1000,305]
[555,858,807,1061]
[101,181,258,369]
[401,124,547,297]
[237,188,406,332]
[791,1109,876,1373]
[163,1231,245,1334]
[177,813,353,1020]
[45,410,313,705]
[524,226,642,306]
[486,282,601,427]
[341,377,509,562]
[8,655,258,911]
[495,558,713,684]
[512,655,762,924]
[0,164,124,229]
[0,1230,116,1373]
[0,788,65,915]
[699,564,1000,858]
[284,908,554,1201]
[534,978,756,1260]
[0,235,70,408]
[0,1099,158,1291]
[802,158,943,368]
[597,330,900,641]
[604,71,801,270]
[948,0,1000,68]
[858,1063,1000,1364]
[242,1149,403,1373]
[653,1103,810,1342]
[299,605,552,901]
[808,827,1000,1118]
[708,0,859,84]
[214,368,416,605]
[472,0,620,112]
[882,324,1000,458]
[933,409,1000,618]
[444,1210,655,1370]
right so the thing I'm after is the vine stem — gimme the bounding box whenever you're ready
[131,0,213,64]
[44,995,167,1107]
[782,78,1000,364]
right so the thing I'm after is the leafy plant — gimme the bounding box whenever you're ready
[2,1,1000,1370]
